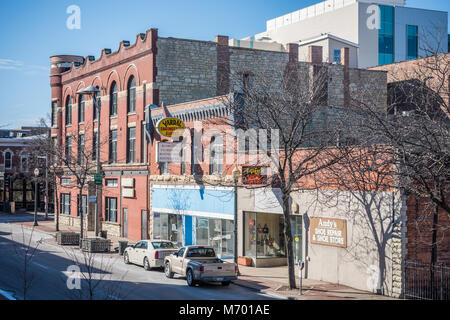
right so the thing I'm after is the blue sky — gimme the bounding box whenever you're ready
[0,0,449,128]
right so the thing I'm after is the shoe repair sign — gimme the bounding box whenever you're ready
[310,217,347,248]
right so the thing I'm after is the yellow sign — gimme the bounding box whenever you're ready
[156,118,185,138]
[295,237,300,243]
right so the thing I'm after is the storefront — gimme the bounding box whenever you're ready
[151,184,235,258]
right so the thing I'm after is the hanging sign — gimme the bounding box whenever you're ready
[156,118,185,138]
[242,166,266,185]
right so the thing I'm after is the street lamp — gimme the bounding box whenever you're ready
[33,167,40,226]
[37,155,48,220]
[232,166,240,265]
[76,86,102,238]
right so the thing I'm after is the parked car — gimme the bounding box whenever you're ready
[164,246,238,286]
[124,240,178,270]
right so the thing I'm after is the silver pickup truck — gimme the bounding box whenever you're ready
[164,246,238,286]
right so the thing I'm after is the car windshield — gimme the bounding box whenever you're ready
[151,241,177,249]
[186,248,216,258]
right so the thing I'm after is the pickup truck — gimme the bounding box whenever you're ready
[164,245,238,286]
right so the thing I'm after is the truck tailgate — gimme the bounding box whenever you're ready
[202,262,235,277]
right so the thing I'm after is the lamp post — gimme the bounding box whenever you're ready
[232,166,240,265]
[76,86,102,237]
[37,155,48,220]
[33,168,40,226]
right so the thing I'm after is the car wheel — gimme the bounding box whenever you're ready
[124,252,130,264]
[165,261,174,278]
[143,257,151,271]
[221,281,231,286]
[186,269,197,287]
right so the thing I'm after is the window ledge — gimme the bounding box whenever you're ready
[110,115,118,119]
[127,112,136,116]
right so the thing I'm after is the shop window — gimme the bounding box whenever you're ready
[196,217,234,258]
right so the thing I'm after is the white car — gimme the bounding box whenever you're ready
[124,240,178,270]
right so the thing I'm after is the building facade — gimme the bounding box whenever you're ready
[240,0,447,68]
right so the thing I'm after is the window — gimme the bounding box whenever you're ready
[93,132,97,161]
[110,81,118,116]
[127,76,136,113]
[61,193,71,215]
[109,129,117,163]
[333,49,341,64]
[181,145,188,175]
[105,179,118,187]
[65,136,72,161]
[93,88,100,120]
[65,96,72,125]
[78,134,85,165]
[77,194,87,216]
[61,178,71,185]
[51,101,58,127]
[4,151,12,169]
[20,156,28,172]
[78,95,85,123]
[159,162,169,175]
[127,127,136,163]
[378,5,395,65]
[209,135,223,174]
[407,25,418,60]
[105,197,118,222]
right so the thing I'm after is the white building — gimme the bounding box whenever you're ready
[238,0,448,68]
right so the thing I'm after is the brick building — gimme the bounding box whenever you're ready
[0,127,51,212]
[369,54,450,265]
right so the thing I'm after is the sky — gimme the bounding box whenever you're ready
[0,0,449,129]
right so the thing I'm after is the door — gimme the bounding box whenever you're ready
[123,208,128,238]
[173,247,185,274]
[141,210,148,240]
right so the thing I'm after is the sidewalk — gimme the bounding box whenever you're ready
[226,264,398,300]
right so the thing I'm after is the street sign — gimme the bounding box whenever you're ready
[89,196,97,203]
[94,173,103,186]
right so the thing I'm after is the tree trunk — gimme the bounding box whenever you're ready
[55,181,59,232]
[79,187,84,240]
[282,191,296,289]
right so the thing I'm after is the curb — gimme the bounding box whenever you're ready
[232,280,294,300]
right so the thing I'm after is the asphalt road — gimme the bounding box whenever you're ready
[0,220,277,300]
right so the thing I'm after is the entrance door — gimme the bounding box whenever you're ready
[123,208,128,238]
[141,210,148,240]
[209,219,222,257]
[290,216,303,263]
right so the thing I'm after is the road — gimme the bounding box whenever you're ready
[0,220,277,300]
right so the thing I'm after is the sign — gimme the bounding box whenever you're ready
[89,196,97,203]
[157,142,182,163]
[156,117,185,138]
[295,237,300,243]
[34,168,40,177]
[94,173,103,186]
[310,217,347,248]
[242,166,266,185]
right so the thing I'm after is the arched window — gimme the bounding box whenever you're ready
[93,86,100,120]
[110,81,118,116]
[127,76,136,113]
[65,95,72,125]
[78,95,85,123]
[209,135,223,174]
[4,151,12,169]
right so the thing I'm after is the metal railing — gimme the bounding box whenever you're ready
[403,260,450,300]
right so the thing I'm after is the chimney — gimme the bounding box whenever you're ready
[341,47,350,107]
[308,46,323,64]
[286,43,299,63]
[216,35,230,96]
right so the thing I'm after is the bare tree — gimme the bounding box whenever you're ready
[210,63,348,289]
